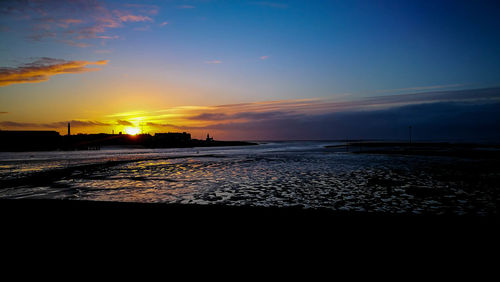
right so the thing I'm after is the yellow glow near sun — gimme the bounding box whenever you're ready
[125,127,141,135]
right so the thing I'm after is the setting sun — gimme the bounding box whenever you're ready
[125,127,140,135]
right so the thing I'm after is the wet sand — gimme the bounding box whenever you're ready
[2,146,499,215]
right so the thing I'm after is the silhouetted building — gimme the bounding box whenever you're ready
[0,130,61,151]
[206,133,213,142]
[153,132,191,147]
[0,130,252,151]
[67,122,70,136]
[63,133,153,150]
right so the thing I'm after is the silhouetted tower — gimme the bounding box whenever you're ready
[67,122,70,136]
[206,133,213,142]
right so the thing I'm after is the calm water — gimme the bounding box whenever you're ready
[0,141,498,215]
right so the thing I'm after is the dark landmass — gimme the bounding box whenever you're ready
[1,200,496,263]
[1,199,498,245]
[0,130,257,151]
[189,139,257,147]
[327,141,500,159]
[0,130,61,151]
[1,198,498,227]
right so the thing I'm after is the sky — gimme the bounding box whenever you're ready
[1,0,500,141]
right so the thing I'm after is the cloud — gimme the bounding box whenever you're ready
[168,101,500,141]
[94,49,112,54]
[187,113,229,121]
[377,84,465,94]
[145,122,184,129]
[59,40,92,48]
[360,87,500,108]
[187,111,286,121]
[2,0,158,46]
[116,120,133,126]
[3,87,499,141]
[0,58,109,87]
[0,120,111,129]
[205,60,222,64]
[0,112,8,114]
[260,55,270,60]
[133,25,151,31]
[92,35,119,39]
[54,120,111,127]
[123,4,159,15]
[106,110,148,118]
[159,21,168,26]
[0,121,39,128]
[117,14,152,23]
[143,88,500,133]
[57,18,84,28]
[27,30,56,41]
[147,87,500,140]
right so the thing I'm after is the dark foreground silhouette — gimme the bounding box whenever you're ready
[2,199,498,258]
[2,198,497,233]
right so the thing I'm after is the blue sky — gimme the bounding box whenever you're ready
[1,0,500,140]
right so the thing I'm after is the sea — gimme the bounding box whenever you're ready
[0,141,498,215]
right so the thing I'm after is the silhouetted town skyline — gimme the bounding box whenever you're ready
[0,124,255,151]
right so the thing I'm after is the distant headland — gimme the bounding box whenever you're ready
[326,141,500,159]
[0,124,256,151]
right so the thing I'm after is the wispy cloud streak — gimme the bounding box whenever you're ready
[0,120,111,129]
[377,83,465,94]
[147,87,500,135]
[0,58,108,87]
[3,88,499,140]
[205,60,222,64]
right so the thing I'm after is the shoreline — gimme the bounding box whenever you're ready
[0,140,259,152]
